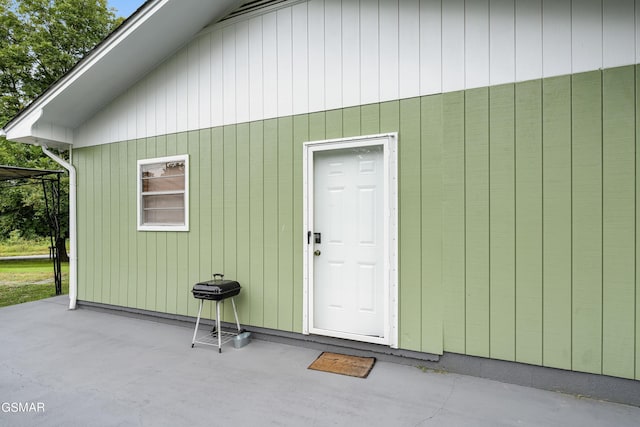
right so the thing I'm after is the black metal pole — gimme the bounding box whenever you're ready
[42,178,62,296]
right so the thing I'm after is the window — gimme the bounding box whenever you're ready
[137,155,189,231]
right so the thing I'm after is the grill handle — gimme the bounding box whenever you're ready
[213,273,224,281]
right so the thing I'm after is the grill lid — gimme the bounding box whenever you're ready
[192,274,241,301]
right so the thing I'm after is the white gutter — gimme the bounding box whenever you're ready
[41,146,77,310]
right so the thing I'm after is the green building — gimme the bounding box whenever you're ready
[3,0,639,401]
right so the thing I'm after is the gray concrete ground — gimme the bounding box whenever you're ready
[1,296,639,427]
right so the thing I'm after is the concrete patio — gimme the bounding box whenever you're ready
[1,296,638,427]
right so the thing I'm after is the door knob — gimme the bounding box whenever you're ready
[314,250,321,256]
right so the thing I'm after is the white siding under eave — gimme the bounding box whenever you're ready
[75,0,640,147]
[32,120,74,146]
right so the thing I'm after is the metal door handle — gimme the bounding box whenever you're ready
[314,250,321,256]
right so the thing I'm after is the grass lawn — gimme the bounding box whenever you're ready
[0,238,53,256]
[0,259,69,308]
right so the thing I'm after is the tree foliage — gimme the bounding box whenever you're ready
[0,0,123,240]
[1,0,123,124]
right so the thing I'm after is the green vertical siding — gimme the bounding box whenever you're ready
[309,112,326,140]
[399,97,422,351]
[571,71,602,374]
[135,140,146,310]
[421,95,444,355]
[74,65,639,381]
[155,135,168,313]
[277,117,294,331]
[75,147,86,301]
[126,141,138,308]
[144,139,157,313]
[514,80,543,366]
[165,135,178,314]
[442,91,466,354]
[380,101,399,134]
[361,104,380,134]
[101,145,111,305]
[198,129,213,317]
[263,119,279,329]
[175,133,190,319]
[187,131,200,318]
[542,76,572,370]
[602,67,636,379]
[249,121,265,326]
[85,145,95,303]
[489,84,516,361]
[292,115,308,333]
[464,88,490,357]
[325,109,343,139]
[236,124,251,324]
[637,65,640,382]
[145,140,157,312]
[343,107,361,137]
[222,126,237,322]
[109,144,120,306]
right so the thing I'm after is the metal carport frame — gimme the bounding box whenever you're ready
[0,165,65,295]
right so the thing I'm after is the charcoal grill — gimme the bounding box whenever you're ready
[191,274,242,353]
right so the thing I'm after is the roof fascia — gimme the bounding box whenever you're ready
[3,109,43,142]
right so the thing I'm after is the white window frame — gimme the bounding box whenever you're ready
[137,154,189,232]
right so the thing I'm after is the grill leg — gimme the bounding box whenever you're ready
[216,300,222,353]
[231,297,241,332]
[191,299,204,348]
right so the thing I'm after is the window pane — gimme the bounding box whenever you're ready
[142,194,185,226]
[141,161,185,176]
[143,209,185,225]
[143,176,185,192]
[141,161,185,192]
[143,194,185,209]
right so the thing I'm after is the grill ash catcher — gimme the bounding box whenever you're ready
[191,273,244,353]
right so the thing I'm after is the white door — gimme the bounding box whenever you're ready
[308,143,387,342]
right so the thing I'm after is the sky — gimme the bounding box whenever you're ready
[108,0,147,19]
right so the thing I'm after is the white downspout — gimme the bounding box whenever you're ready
[42,146,77,310]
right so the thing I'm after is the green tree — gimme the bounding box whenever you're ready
[0,0,122,242]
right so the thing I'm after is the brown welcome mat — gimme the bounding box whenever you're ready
[308,352,376,378]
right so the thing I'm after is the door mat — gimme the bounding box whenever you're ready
[308,352,376,378]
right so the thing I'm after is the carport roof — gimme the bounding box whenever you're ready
[0,165,64,181]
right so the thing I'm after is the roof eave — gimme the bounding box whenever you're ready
[2,0,240,148]
[2,0,165,138]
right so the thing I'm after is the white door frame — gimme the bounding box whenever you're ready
[302,133,398,348]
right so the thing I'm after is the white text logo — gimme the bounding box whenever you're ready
[1,402,45,413]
